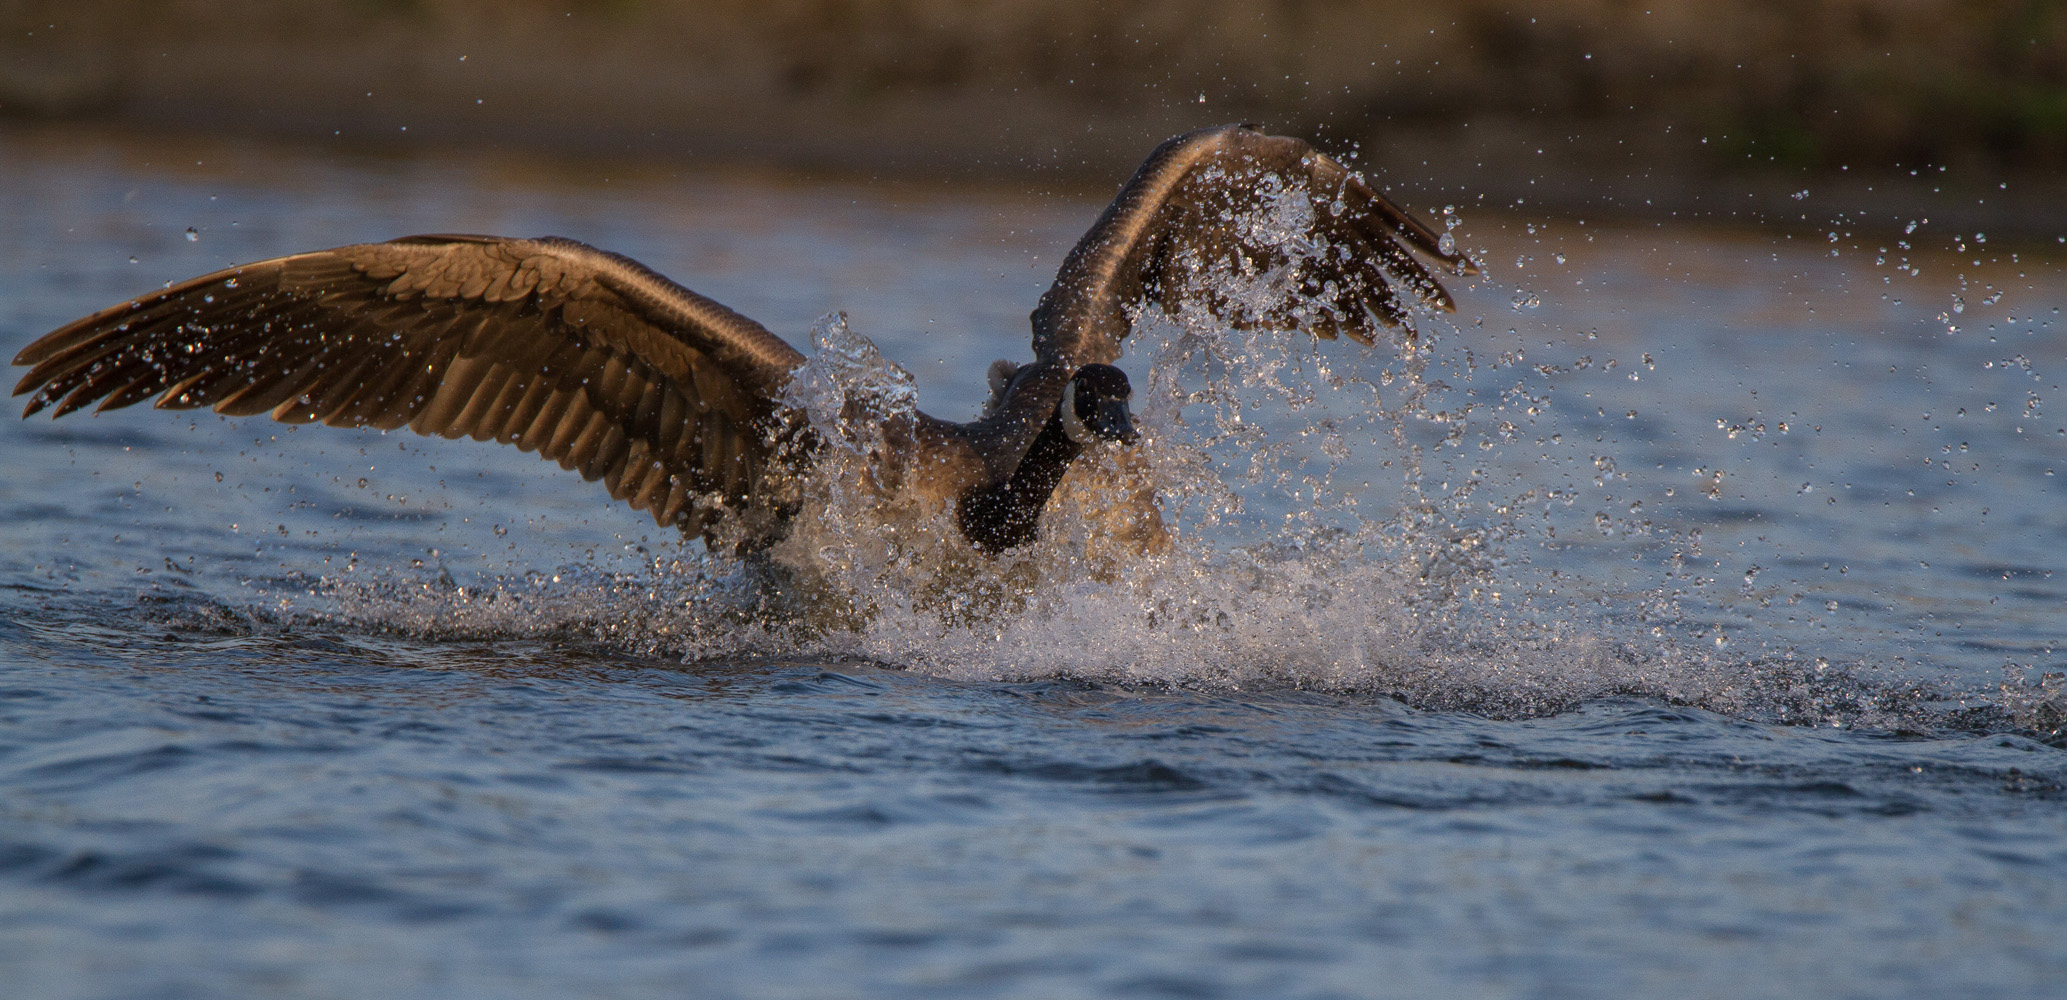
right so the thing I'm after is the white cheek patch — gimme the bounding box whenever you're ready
[1060,381,1095,445]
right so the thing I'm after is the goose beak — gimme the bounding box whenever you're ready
[1094,399,1139,445]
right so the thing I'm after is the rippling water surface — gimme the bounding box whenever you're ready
[2,126,2064,999]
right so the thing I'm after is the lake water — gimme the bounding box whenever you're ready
[2,125,2064,999]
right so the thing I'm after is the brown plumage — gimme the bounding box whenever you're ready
[12,125,1473,557]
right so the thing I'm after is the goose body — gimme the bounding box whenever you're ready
[12,125,1473,560]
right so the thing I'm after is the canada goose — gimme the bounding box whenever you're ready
[12,124,1474,559]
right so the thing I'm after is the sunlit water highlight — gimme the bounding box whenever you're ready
[2,127,2064,998]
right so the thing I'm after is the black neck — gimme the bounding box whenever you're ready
[954,412,1084,553]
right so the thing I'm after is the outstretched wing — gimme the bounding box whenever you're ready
[1031,124,1477,366]
[12,235,808,542]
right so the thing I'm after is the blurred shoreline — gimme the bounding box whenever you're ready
[4,1,2065,238]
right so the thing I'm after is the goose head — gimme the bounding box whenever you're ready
[1058,363,1139,446]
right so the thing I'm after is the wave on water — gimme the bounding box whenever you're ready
[106,182,2062,742]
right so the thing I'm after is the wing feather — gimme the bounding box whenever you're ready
[1032,125,1476,365]
[13,234,808,544]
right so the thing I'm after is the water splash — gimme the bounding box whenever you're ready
[782,311,919,449]
[205,182,2062,740]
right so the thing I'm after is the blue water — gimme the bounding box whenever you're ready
[2,125,2064,998]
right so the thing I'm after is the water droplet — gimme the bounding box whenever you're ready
[185,227,198,242]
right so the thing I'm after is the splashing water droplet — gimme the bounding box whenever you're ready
[783,312,919,455]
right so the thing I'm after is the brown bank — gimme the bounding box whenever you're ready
[3,0,2065,235]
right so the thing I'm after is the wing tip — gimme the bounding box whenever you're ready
[49,390,93,419]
